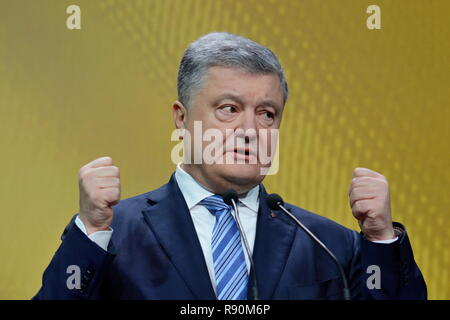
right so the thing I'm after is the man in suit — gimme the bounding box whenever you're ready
[34,32,426,300]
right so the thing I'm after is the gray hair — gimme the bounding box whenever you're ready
[177,32,288,108]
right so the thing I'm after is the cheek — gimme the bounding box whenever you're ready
[258,129,278,151]
[222,129,238,150]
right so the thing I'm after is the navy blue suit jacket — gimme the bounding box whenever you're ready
[34,174,427,299]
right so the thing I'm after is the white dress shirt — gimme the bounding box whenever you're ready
[75,164,397,290]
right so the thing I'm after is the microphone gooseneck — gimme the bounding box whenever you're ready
[222,189,259,300]
[266,193,351,300]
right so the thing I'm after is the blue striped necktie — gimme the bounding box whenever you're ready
[201,194,249,300]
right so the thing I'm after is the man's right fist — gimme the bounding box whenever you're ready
[78,156,121,235]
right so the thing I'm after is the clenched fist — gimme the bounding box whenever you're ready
[78,156,120,235]
[349,168,395,241]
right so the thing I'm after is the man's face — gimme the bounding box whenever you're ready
[177,66,284,194]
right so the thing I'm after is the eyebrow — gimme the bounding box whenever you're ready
[212,93,281,111]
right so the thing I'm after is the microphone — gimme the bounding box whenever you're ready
[266,193,351,300]
[223,189,259,300]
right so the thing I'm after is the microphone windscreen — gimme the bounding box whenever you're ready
[266,193,284,210]
[222,189,239,206]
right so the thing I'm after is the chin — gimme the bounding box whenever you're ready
[216,163,264,187]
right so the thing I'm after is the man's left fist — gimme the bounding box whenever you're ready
[349,168,395,241]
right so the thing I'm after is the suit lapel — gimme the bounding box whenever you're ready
[141,174,216,300]
[252,187,298,299]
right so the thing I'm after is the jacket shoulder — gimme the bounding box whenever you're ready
[110,182,170,225]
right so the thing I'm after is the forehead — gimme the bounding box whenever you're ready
[198,66,284,106]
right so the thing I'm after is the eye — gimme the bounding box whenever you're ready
[220,105,238,113]
[261,111,275,121]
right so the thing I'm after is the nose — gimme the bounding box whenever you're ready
[234,110,257,143]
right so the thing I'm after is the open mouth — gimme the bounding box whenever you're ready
[230,148,258,164]
[234,148,251,156]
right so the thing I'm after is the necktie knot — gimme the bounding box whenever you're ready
[201,194,232,217]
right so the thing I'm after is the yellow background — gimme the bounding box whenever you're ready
[0,0,448,299]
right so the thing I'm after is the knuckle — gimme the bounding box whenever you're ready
[81,168,95,179]
[354,167,365,174]
[352,186,361,194]
[79,162,90,172]
[374,182,388,193]
[78,168,88,180]
[111,166,120,176]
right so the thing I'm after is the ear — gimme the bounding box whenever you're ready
[172,101,188,129]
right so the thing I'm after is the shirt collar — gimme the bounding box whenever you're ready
[174,163,260,213]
